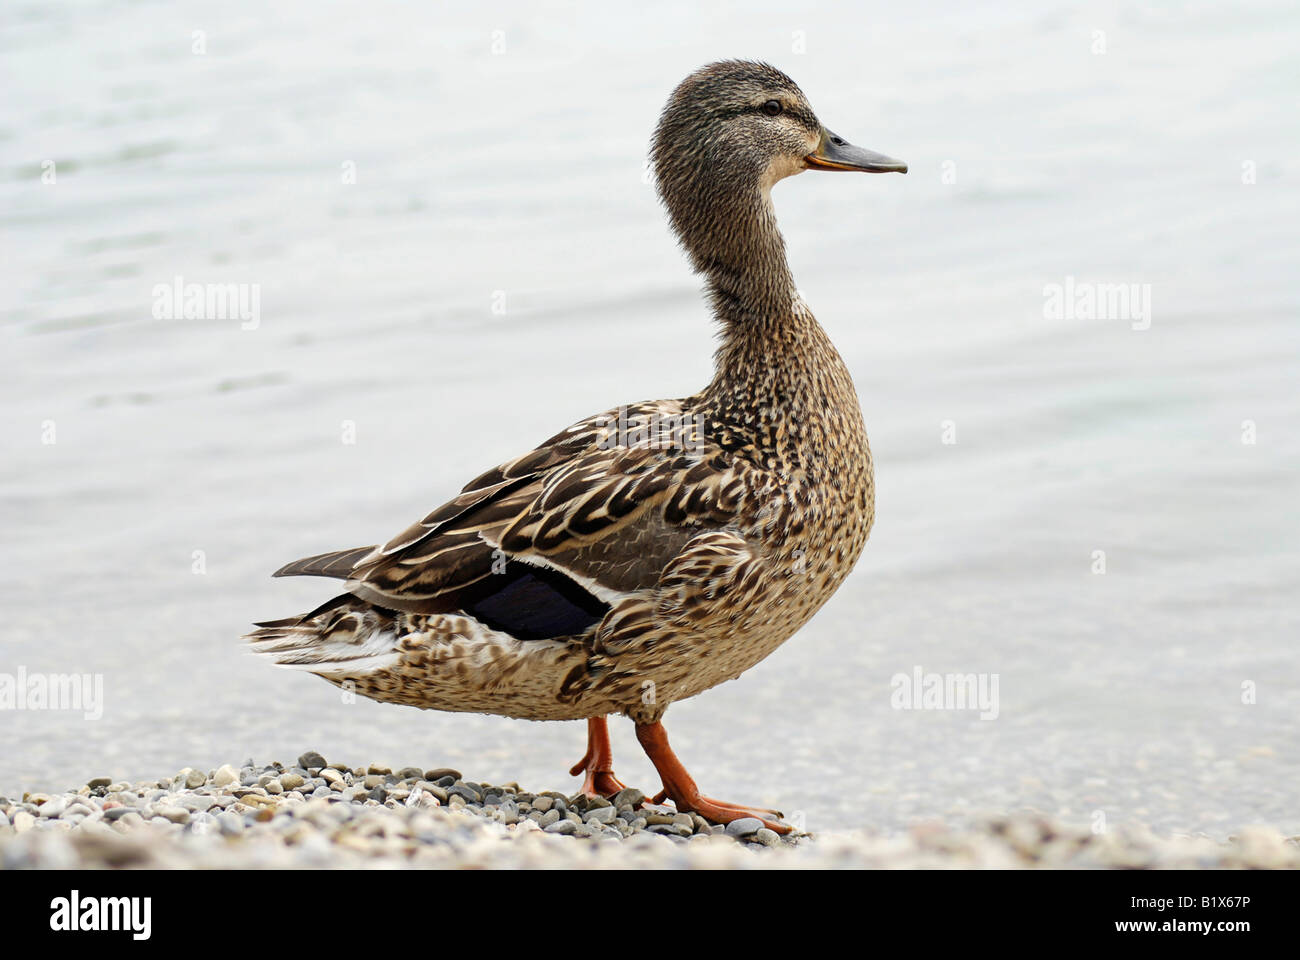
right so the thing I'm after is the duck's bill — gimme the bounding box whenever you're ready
[806,130,907,174]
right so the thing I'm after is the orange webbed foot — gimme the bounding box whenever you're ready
[638,721,792,835]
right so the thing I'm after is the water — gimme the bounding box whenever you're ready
[2,0,1297,836]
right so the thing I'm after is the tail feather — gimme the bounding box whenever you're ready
[252,593,354,629]
[245,596,400,677]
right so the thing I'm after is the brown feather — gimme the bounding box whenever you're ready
[271,545,376,580]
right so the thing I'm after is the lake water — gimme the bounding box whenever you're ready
[2,0,1297,836]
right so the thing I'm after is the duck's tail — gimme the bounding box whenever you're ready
[244,595,402,676]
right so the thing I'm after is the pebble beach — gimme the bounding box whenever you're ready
[2,753,1296,869]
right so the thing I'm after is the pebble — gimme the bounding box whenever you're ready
[153,805,190,825]
[216,811,244,836]
[421,784,448,804]
[212,765,239,787]
[612,788,646,808]
[448,784,481,803]
[37,798,67,818]
[724,817,763,839]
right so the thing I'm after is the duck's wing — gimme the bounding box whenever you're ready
[271,399,753,641]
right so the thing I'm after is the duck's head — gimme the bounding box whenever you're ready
[652,60,906,270]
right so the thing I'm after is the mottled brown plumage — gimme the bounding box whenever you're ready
[247,60,905,831]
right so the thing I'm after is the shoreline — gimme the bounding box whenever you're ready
[2,753,1296,869]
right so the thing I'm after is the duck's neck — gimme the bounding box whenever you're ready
[690,186,848,435]
[694,186,797,332]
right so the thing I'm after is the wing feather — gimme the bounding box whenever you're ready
[268,398,761,638]
[272,545,376,580]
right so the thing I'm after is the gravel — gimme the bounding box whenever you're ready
[1,753,1297,869]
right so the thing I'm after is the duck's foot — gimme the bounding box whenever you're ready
[649,788,784,820]
[569,716,632,799]
[635,719,792,835]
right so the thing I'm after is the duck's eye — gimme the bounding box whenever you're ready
[761,99,783,117]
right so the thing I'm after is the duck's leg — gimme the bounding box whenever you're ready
[569,716,631,798]
[634,720,792,834]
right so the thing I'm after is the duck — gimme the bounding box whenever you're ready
[247,60,906,833]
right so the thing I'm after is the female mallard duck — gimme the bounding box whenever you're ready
[247,60,905,833]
